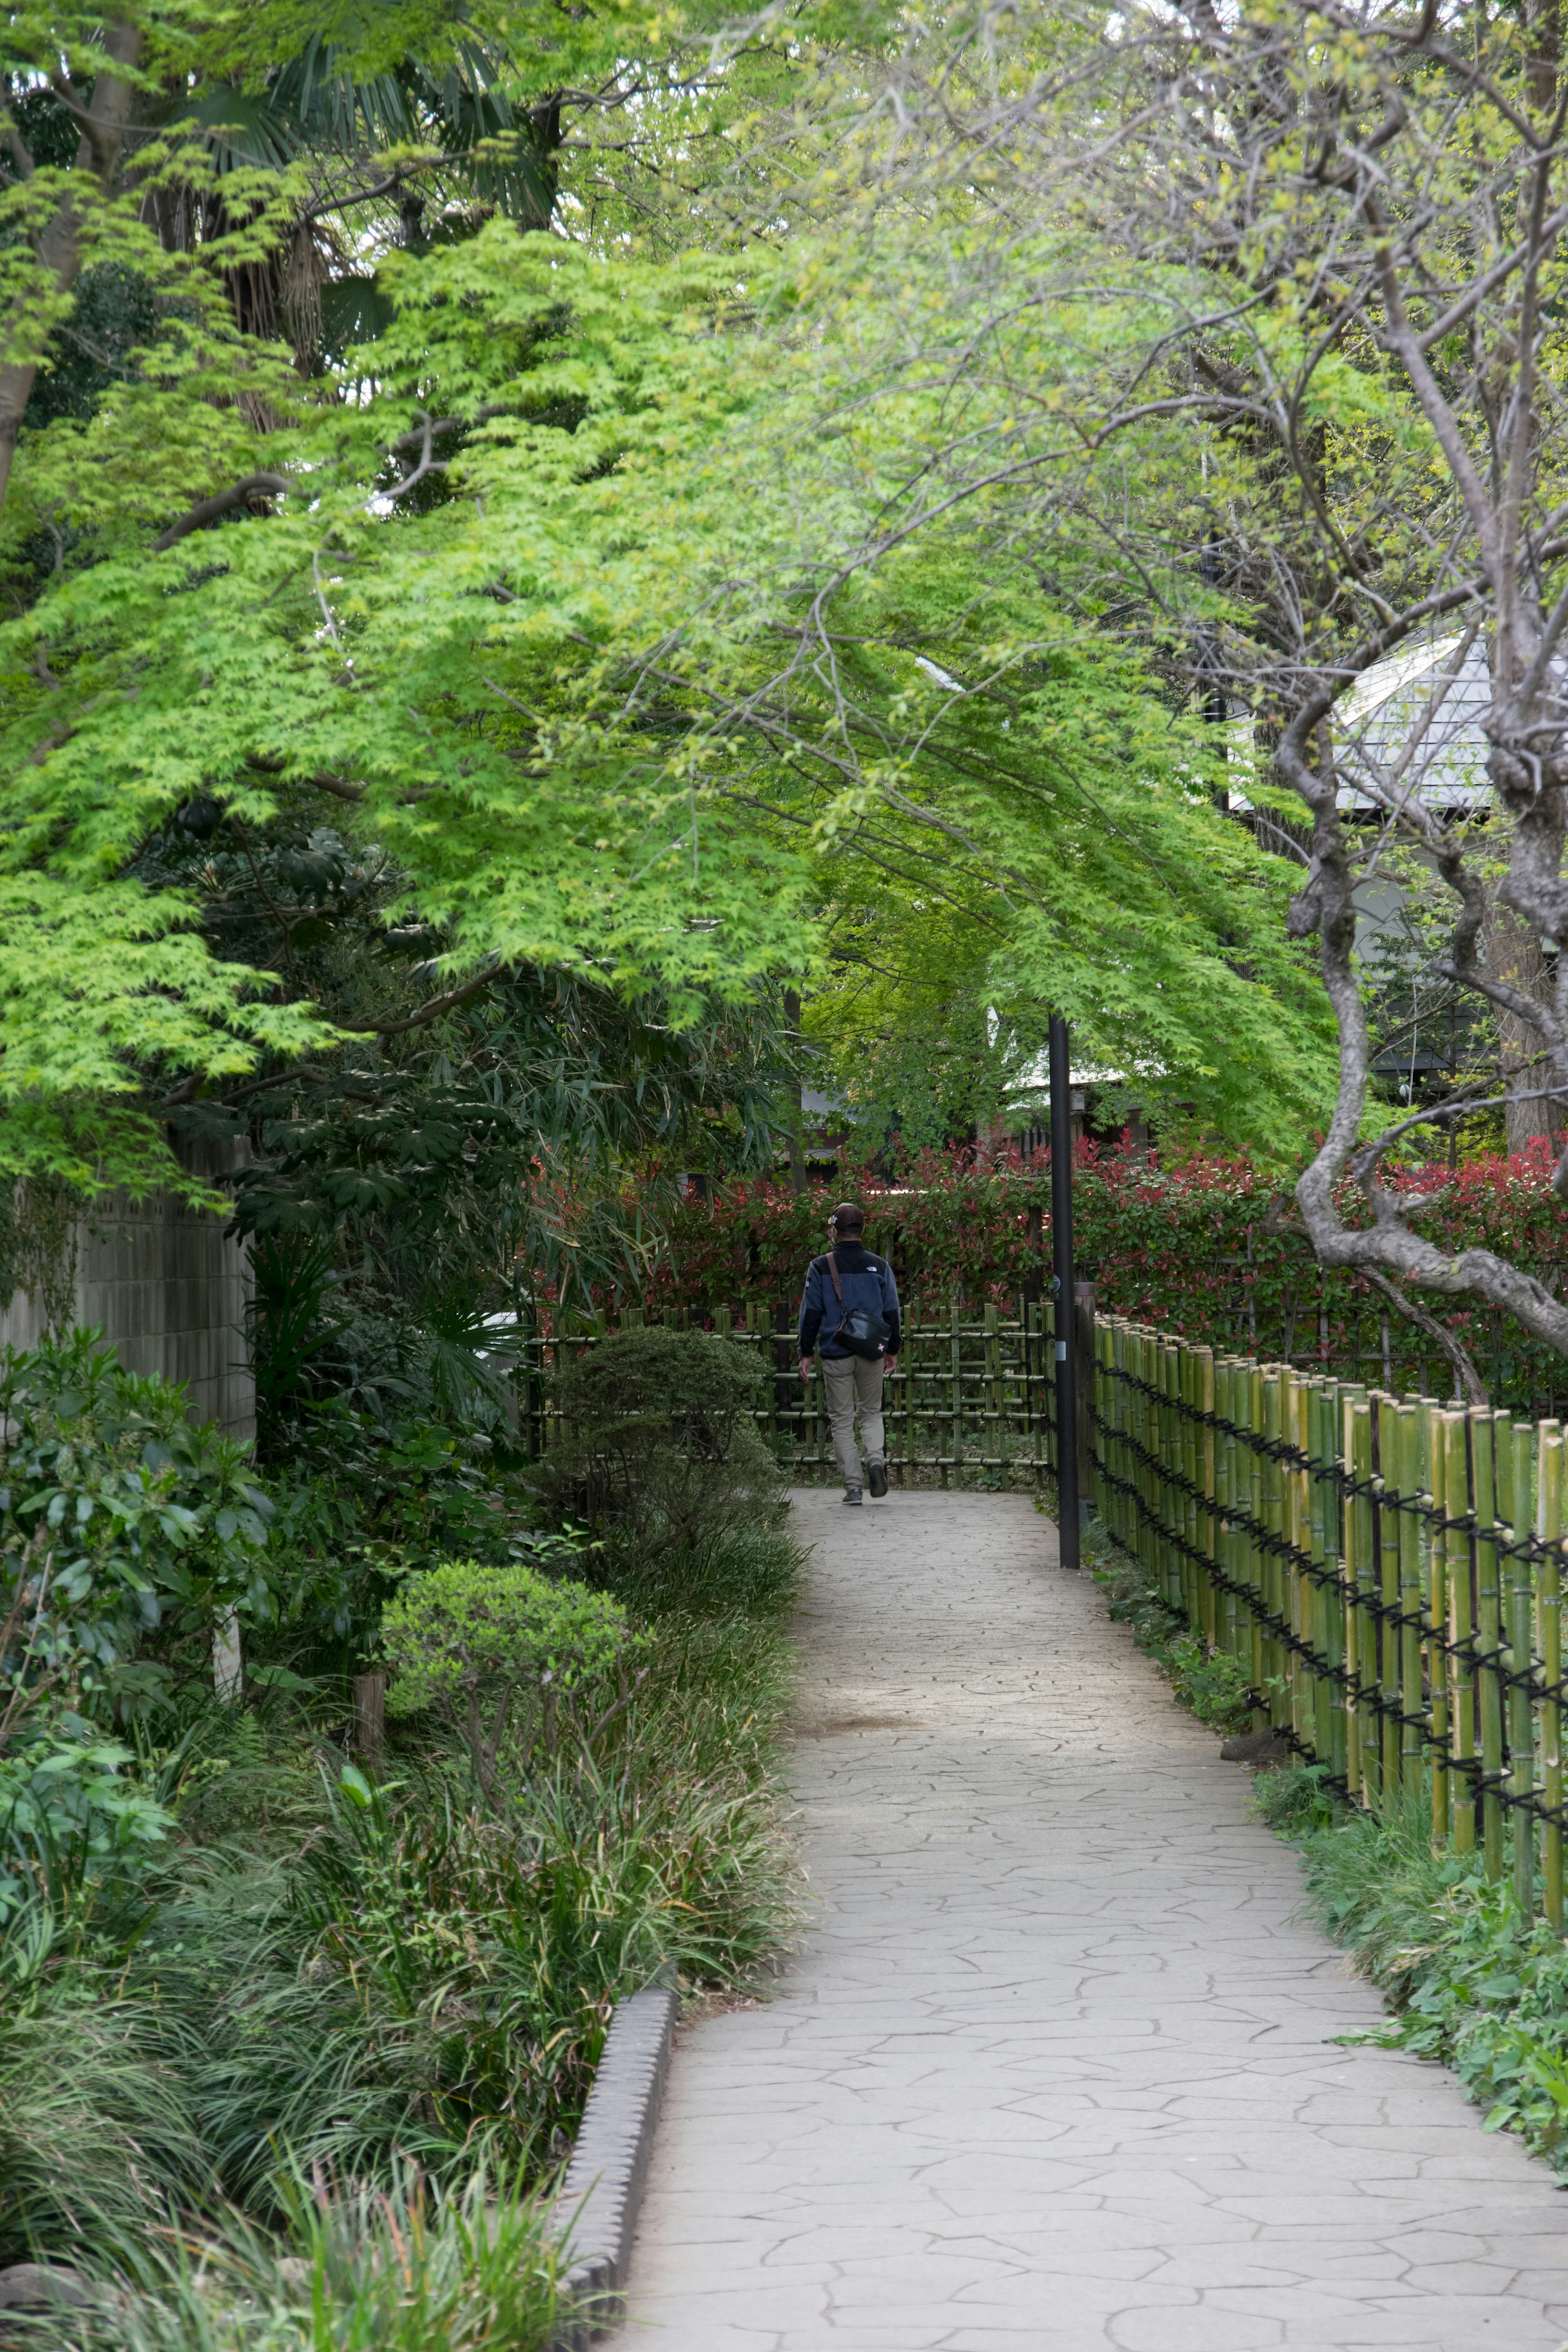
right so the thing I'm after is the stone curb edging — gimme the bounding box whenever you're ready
[549,1982,679,2349]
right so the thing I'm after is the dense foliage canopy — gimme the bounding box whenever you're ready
[0,0,1339,1254]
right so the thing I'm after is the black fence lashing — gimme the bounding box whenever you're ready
[1093,1314,1568,1928]
[520,1296,1065,1490]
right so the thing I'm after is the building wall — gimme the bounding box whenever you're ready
[0,1141,255,1443]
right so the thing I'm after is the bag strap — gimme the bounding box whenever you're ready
[824,1251,843,1302]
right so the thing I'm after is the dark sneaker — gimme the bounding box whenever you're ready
[867,1460,889,1499]
[843,1485,863,1506]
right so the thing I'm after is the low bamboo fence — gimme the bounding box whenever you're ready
[1094,1314,1568,1927]
[519,1295,1066,1487]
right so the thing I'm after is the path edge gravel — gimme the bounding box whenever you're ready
[549,1981,678,2348]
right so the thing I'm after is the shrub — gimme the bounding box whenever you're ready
[261,1403,550,1670]
[0,1331,274,1725]
[382,1561,639,1795]
[540,1326,780,1551]
[0,1731,176,1921]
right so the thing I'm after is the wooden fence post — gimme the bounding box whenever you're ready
[352,1671,386,1760]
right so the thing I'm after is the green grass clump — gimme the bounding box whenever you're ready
[58,2157,575,2352]
[1086,1517,1254,1735]
[0,1508,804,2337]
[1256,1767,1568,2174]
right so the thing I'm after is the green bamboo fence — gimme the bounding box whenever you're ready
[1094,1312,1568,1927]
[518,1294,1064,1489]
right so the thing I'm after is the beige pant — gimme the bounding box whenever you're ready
[821,1354,885,1487]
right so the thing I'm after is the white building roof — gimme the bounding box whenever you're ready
[1334,633,1494,811]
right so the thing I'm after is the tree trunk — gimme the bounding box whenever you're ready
[0,24,143,515]
[1483,892,1558,1155]
[784,987,808,1195]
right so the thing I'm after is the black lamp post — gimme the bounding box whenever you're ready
[1049,1012,1079,1572]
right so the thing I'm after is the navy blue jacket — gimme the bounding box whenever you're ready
[797,1241,901,1361]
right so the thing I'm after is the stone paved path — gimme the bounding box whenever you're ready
[611,1489,1568,2351]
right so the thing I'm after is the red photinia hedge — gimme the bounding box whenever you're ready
[618,1138,1568,1412]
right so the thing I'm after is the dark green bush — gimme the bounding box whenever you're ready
[0,1331,275,1719]
[540,1326,780,1551]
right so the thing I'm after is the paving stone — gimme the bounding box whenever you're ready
[610,1491,1568,2350]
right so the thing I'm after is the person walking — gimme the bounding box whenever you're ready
[797,1201,901,1505]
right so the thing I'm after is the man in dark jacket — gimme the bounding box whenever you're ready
[797,1201,901,1505]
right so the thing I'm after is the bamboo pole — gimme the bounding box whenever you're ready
[1509,1421,1538,1916]
[1374,1396,1401,1800]
[1286,1371,1308,1753]
[1446,1412,1477,1855]
[1262,1372,1285,1732]
[1474,1410,1505,1883]
[1304,1381,1327,1766]
[986,1302,1000,1461]
[1198,1348,1217,1647]
[949,1291,962,1489]
[1396,1403,1424,1793]
[1172,1340,1188,1621]
[1147,1329,1163,1593]
[1222,1358,1245,1679]
[1212,1356,1232,1665]
[1344,1392,1373,1805]
[1145,1332,1163,1592]
[907,1306,919,1487]
[1180,1339,1200,1632]
[1320,1381,1348,1788]
[1428,1403,1450,1844]
[1248,1364,1267,1727]
[1539,1423,1564,1932]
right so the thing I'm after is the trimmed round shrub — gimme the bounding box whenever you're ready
[383,1559,637,1794]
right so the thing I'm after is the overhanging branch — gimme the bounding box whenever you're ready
[154,474,292,552]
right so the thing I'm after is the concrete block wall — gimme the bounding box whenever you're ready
[0,1140,255,1444]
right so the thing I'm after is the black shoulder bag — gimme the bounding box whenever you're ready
[824,1252,892,1363]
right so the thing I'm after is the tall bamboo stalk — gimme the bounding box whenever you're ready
[1539,1424,1564,1933]
[1428,1404,1451,1843]
[1474,1410,1505,1884]
[1374,1396,1402,1798]
[1198,1347,1217,1646]
[1345,1394,1374,1806]
[1396,1404,1424,1793]
[1445,1412,1477,1855]
[1509,1422,1539,1914]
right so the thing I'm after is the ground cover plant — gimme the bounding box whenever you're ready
[1085,1511,1568,2178]
[1080,1510,1254,1738]
[0,1328,802,2349]
[1255,1771,1568,2179]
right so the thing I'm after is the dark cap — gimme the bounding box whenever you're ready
[830,1200,864,1232]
